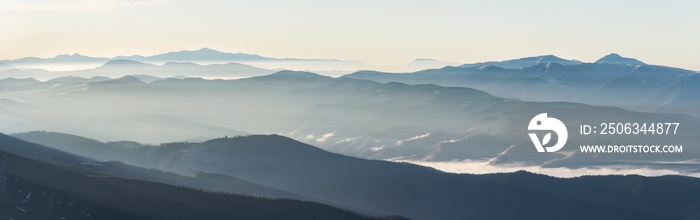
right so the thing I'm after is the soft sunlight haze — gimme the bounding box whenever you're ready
[1,0,698,68]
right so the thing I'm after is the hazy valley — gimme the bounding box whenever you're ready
[1,49,699,219]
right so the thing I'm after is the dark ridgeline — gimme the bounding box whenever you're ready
[0,133,406,220]
[11,132,700,220]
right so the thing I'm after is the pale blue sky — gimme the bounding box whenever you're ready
[1,0,698,68]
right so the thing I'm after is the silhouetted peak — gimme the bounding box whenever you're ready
[603,53,623,59]
[53,53,97,60]
[595,53,645,65]
[262,70,332,80]
[144,48,270,61]
[411,58,439,62]
[200,134,328,154]
[103,59,150,67]
[93,75,146,86]
[182,47,226,55]
[55,53,76,58]
[196,47,219,52]
[164,61,199,66]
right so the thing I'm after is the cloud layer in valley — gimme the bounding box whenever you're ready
[398,159,700,178]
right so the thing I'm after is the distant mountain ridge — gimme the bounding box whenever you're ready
[138,47,271,62]
[2,69,698,170]
[455,53,657,70]
[1,48,341,66]
[2,53,110,64]
[0,133,400,220]
[0,62,15,71]
[459,55,583,69]
[0,77,39,86]
[0,131,292,199]
[11,131,700,220]
[0,58,274,81]
[102,59,156,67]
[1,50,680,76]
[344,56,700,111]
[595,53,646,65]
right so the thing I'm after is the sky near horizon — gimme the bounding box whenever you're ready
[1,0,698,68]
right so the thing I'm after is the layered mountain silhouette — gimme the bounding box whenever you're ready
[0,48,341,67]
[0,132,406,219]
[131,47,270,62]
[1,50,700,219]
[460,55,582,69]
[0,48,253,65]
[0,59,274,80]
[114,47,347,63]
[0,48,452,76]
[0,77,39,86]
[0,63,15,72]
[1,70,698,172]
[344,54,699,116]
[10,132,700,220]
[1,53,110,64]
[0,132,295,199]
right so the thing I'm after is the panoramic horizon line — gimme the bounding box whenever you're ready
[0,47,653,66]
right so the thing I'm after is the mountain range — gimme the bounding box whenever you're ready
[0,48,366,75]
[3,53,109,64]
[0,70,697,175]
[7,131,700,220]
[459,54,583,69]
[0,48,325,65]
[344,53,700,116]
[0,132,405,220]
[0,48,461,75]
[1,49,700,219]
[0,63,15,72]
[0,58,274,81]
